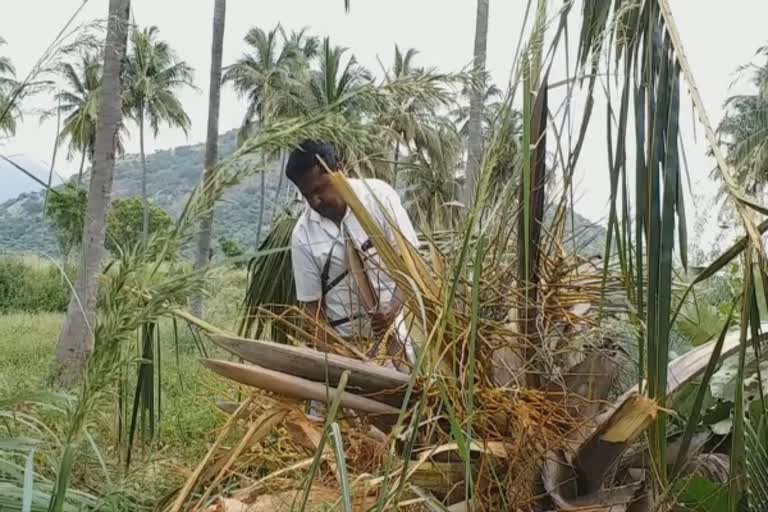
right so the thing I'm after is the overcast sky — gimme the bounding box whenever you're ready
[1,1,767,253]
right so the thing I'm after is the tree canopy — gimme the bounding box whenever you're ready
[716,44,768,197]
[105,198,174,258]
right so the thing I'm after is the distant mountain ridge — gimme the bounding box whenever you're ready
[0,129,287,256]
[0,130,606,258]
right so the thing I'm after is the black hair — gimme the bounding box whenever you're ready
[285,140,340,184]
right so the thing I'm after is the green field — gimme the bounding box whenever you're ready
[0,270,249,506]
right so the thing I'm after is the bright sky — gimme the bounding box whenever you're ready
[1,0,767,256]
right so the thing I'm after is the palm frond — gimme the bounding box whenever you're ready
[0,36,15,78]
[239,214,298,342]
[124,24,195,135]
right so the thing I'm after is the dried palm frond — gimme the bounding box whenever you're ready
[182,165,627,509]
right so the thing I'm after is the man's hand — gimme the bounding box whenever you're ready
[371,287,406,338]
[371,306,397,338]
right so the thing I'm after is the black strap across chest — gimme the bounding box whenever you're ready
[319,237,374,329]
[321,242,348,297]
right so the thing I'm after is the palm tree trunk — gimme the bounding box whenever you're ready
[77,150,87,186]
[464,0,489,206]
[139,111,149,243]
[43,96,62,218]
[270,149,287,224]
[256,156,266,246]
[191,0,226,319]
[52,0,131,388]
[392,140,400,189]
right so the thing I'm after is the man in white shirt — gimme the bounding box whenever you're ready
[286,140,419,361]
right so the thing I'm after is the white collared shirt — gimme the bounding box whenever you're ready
[290,178,419,339]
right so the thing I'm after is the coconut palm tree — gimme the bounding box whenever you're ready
[465,0,489,204]
[381,45,422,185]
[274,27,319,196]
[0,92,19,137]
[53,0,131,388]
[378,45,460,187]
[0,36,12,80]
[307,37,371,117]
[0,36,18,136]
[224,25,313,139]
[401,123,463,224]
[452,85,522,195]
[282,27,320,64]
[278,27,319,87]
[192,0,227,319]
[53,53,104,184]
[124,25,195,241]
[715,44,768,198]
[224,25,317,247]
[452,81,503,139]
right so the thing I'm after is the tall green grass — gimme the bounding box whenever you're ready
[0,271,243,509]
[0,257,71,313]
[0,312,62,393]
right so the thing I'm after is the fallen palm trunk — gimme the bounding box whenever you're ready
[202,359,400,415]
[208,334,411,403]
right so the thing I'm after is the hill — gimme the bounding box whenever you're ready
[0,131,607,258]
[0,129,289,256]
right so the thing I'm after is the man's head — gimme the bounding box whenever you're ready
[286,140,346,223]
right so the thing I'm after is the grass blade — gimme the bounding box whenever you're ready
[653,53,681,483]
[634,73,647,388]
[298,371,349,512]
[22,446,36,512]
[465,236,485,504]
[730,250,754,511]
[330,422,352,512]
[84,430,112,488]
[46,442,76,512]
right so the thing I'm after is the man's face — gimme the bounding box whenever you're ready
[297,165,346,221]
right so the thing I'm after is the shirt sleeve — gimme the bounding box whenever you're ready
[382,184,419,248]
[291,225,322,302]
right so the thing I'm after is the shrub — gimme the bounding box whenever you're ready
[46,184,87,260]
[0,257,70,313]
[105,198,174,259]
[218,237,245,268]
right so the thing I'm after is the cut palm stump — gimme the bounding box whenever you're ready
[543,327,761,511]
